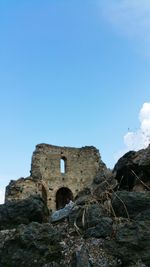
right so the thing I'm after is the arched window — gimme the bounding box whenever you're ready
[60,157,66,173]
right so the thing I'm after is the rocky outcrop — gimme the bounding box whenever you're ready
[0,222,63,267]
[84,217,113,238]
[69,202,108,229]
[1,144,150,266]
[105,220,150,267]
[111,191,150,219]
[0,195,49,230]
[1,189,150,266]
[5,177,41,202]
[5,144,108,211]
[113,145,150,191]
[50,200,74,222]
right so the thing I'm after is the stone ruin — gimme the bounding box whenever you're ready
[5,143,107,211]
[1,144,150,267]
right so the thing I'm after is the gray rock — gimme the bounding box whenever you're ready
[113,151,137,190]
[113,146,150,191]
[69,245,91,267]
[84,217,113,238]
[0,222,63,267]
[69,203,106,229]
[75,195,90,206]
[105,220,150,266]
[129,261,148,267]
[135,208,150,221]
[0,195,49,230]
[75,188,91,199]
[93,179,117,197]
[111,191,150,219]
[50,200,74,222]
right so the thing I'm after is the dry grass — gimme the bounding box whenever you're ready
[131,169,150,190]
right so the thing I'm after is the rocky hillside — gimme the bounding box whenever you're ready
[0,145,150,267]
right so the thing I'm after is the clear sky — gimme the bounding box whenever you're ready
[0,0,150,203]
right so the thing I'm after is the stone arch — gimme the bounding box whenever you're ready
[56,187,73,210]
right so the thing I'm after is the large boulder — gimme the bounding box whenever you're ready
[84,217,113,238]
[69,201,114,239]
[5,177,40,202]
[92,168,117,195]
[0,195,49,230]
[0,222,63,267]
[113,146,150,191]
[69,203,107,229]
[50,200,74,223]
[111,191,150,219]
[105,220,150,266]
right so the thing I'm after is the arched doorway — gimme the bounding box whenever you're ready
[56,187,73,210]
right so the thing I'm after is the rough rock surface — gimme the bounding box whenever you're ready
[69,245,91,267]
[105,220,150,266]
[51,201,74,222]
[111,191,150,219]
[0,222,63,267]
[1,144,150,266]
[5,144,108,211]
[30,144,107,210]
[69,202,108,229]
[5,177,40,203]
[0,189,150,266]
[113,146,150,191]
[84,217,113,238]
[0,195,49,230]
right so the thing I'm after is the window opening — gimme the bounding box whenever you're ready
[60,157,66,173]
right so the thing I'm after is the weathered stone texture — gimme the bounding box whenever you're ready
[5,177,40,202]
[5,144,107,211]
[113,145,150,191]
[0,195,49,230]
[31,144,105,210]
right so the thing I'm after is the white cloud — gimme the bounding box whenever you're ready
[0,188,5,204]
[114,102,150,163]
[124,102,150,150]
[100,0,150,56]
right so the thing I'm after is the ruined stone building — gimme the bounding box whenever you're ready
[5,144,106,210]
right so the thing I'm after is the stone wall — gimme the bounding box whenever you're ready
[5,143,107,211]
[31,144,106,210]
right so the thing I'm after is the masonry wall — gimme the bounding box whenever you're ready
[5,143,106,211]
[31,144,104,210]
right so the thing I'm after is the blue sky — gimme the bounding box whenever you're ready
[0,0,150,202]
